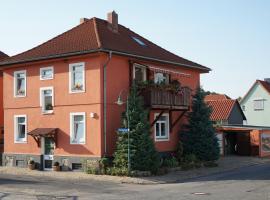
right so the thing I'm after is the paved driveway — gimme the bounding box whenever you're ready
[0,162,270,199]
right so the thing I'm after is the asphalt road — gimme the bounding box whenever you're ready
[0,163,270,200]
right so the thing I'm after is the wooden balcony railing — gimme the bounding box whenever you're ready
[141,87,191,110]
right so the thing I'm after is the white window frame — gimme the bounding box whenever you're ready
[70,112,86,144]
[133,64,147,82]
[40,87,54,114]
[69,62,85,93]
[253,98,264,111]
[14,115,27,143]
[40,66,54,80]
[14,70,27,98]
[154,113,170,141]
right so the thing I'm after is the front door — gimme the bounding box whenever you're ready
[43,137,55,170]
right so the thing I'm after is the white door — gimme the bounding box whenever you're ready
[43,137,55,170]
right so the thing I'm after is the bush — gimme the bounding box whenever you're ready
[203,161,218,168]
[162,157,179,168]
[53,161,60,167]
[106,167,128,176]
[83,159,101,175]
[176,141,184,162]
[180,154,202,170]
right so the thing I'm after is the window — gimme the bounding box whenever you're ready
[154,72,169,84]
[69,62,85,93]
[254,99,264,110]
[40,87,54,114]
[14,115,27,143]
[133,64,146,82]
[154,113,169,141]
[132,36,146,46]
[70,112,86,144]
[40,67,53,80]
[242,105,246,111]
[14,70,26,97]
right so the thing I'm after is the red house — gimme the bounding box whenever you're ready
[0,12,210,170]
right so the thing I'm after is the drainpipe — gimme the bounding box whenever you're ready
[103,51,112,156]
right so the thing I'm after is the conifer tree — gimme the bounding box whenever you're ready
[114,84,160,173]
[180,87,219,161]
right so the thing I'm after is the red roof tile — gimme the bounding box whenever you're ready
[206,99,236,121]
[0,17,209,72]
[205,94,231,101]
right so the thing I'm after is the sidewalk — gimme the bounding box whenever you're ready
[0,156,269,185]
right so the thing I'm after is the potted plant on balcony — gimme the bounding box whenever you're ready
[28,160,35,170]
[53,161,61,171]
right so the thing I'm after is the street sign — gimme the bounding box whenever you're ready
[118,128,129,133]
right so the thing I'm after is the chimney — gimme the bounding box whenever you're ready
[264,78,270,84]
[107,11,118,32]
[80,18,88,24]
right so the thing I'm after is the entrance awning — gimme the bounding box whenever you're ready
[28,128,58,147]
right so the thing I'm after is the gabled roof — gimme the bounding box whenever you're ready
[0,17,210,72]
[206,98,246,121]
[205,94,231,101]
[0,51,9,61]
[240,80,270,104]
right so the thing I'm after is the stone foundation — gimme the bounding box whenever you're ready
[2,153,100,171]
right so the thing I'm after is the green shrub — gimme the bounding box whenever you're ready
[162,156,179,168]
[176,141,184,162]
[203,161,218,168]
[106,167,128,176]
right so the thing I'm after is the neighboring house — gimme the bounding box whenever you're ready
[0,51,9,155]
[0,12,210,170]
[205,94,246,125]
[240,79,270,126]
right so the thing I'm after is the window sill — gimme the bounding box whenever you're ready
[69,90,85,94]
[155,138,169,142]
[14,140,27,144]
[40,77,54,81]
[42,111,54,115]
[14,95,26,98]
[70,142,86,145]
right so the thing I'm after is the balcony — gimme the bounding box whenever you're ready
[141,87,191,110]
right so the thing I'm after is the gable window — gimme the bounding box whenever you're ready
[40,67,53,80]
[69,62,85,93]
[253,99,264,110]
[14,115,27,143]
[70,112,86,144]
[133,64,146,82]
[154,113,169,141]
[154,72,169,84]
[14,70,26,97]
[40,87,54,114]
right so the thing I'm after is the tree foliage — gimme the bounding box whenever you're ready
[180,87,220,161]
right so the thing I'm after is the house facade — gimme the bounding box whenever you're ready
[0,12,210,170]
[0,51,9,156]
[240,79,270,126]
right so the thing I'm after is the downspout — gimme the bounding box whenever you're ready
[103,51,112,156]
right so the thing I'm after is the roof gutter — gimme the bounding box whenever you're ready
[0,48,211,72]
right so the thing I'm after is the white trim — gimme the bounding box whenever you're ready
[14,70,27,98]
[133,63,147,81]
[40,66,54,80]
[154,113,170,142]
[40,87,54,114]
[70,112,86,144]
[14,114,27,143]
[69,62,85,93]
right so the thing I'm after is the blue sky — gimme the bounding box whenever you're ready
[1,0,269,98]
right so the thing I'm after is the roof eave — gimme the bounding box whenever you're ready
[0,48,211,73]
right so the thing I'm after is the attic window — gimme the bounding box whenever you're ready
[132,37,146,46]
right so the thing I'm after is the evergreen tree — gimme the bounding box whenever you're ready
[180,86,219,161]
[114,84,160,173]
